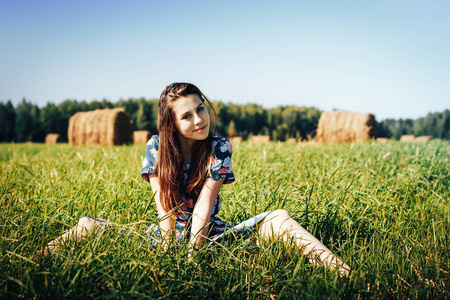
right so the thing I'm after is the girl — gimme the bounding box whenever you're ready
[45,83,350,275]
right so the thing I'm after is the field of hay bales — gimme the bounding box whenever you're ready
[1,140,449,298]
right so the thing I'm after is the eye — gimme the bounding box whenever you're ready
[197,106,204,112]
[182,114,191,120]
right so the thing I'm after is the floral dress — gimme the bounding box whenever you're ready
[141,135,237,241]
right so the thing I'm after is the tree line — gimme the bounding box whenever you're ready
[0,98,449,142]
[377,110,450,140]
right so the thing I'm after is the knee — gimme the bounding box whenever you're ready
[259,209,293,237]
[269,209,291,221]
[78,216,95,231]
[264,209,292,227]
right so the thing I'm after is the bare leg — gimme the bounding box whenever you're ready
[258,209,350,276]
[44,217,106,255]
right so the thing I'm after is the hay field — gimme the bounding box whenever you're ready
[1,141,449,298]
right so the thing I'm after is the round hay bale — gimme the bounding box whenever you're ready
[285,138,297,143]
[415,136,430,142]
[249,135,270,143]
[376,137,390,143]
[133,130,151,144]
[229,137,243,144]
[316,111,377,144]
[45,133,61,144]
[68,108,133,146]
[400,135,415,142]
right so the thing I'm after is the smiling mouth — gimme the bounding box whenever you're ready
[194,125,208,132]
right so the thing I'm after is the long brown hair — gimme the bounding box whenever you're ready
[156,83,217,214]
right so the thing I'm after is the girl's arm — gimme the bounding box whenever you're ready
[189,179,223,251]
[149,176,176,247]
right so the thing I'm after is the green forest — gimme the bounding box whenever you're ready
[0,98,449,142]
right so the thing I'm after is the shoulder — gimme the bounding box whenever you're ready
[142,135,159,180]
[147,135,159,149]
[211,135,233,155]
[145,134,159,160]
[209,135,235,183]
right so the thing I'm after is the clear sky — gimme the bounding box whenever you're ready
[1,0,449,120]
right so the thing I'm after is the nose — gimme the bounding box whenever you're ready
[193,112,203,125]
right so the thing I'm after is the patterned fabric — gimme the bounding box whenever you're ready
[141,135,235,240]
[209,211,272,244]
[146,210,273,245]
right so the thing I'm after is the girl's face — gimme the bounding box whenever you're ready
[171,94,210,143]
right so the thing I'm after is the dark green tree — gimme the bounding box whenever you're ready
[40,103,66,140]
[15,99,44,142]
[0,101,16,142]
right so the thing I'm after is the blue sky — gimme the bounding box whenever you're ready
[1,0,449,120]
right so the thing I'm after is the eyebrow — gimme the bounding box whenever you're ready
[180,103,204,118]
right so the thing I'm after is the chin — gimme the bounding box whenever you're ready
[196,132,209,140]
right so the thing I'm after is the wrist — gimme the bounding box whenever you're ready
[189,234,205,251]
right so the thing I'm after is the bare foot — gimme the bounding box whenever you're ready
[41,238,61,256]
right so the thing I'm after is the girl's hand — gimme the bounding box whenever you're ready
[189,179,224,250]
[150,176,177,242]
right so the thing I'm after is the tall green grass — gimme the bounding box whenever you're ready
[1,141,449,299]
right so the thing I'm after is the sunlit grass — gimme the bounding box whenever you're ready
[1,140,449,298]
